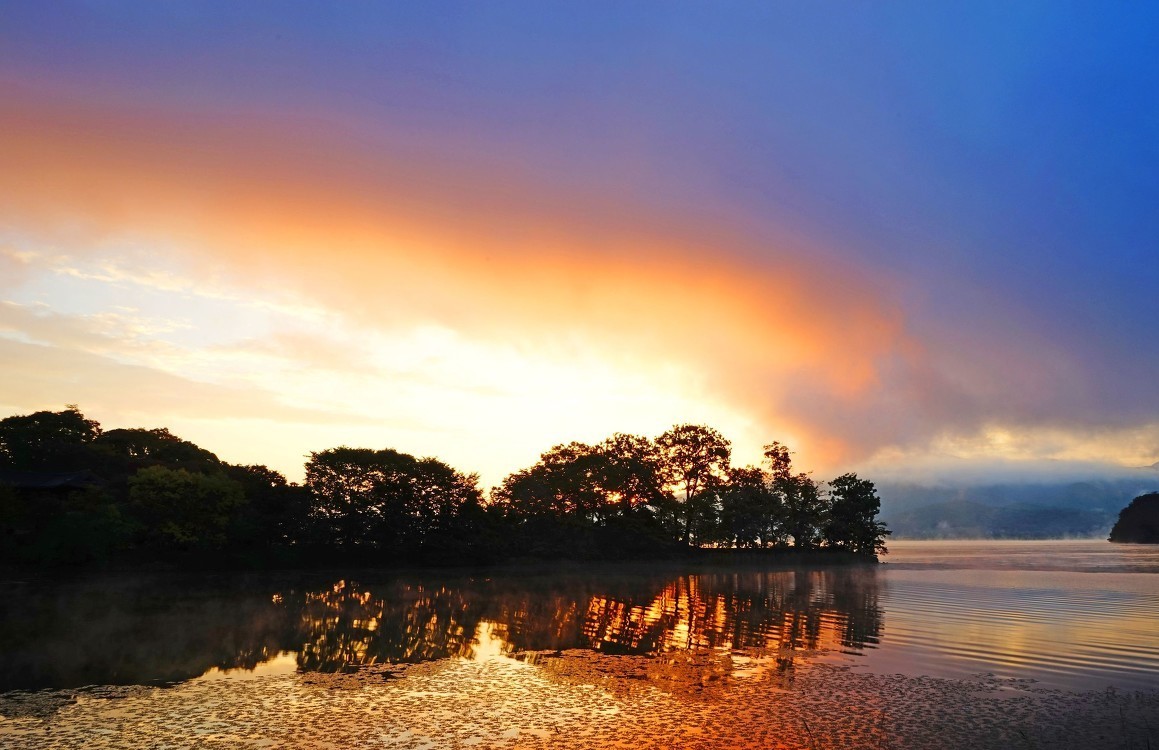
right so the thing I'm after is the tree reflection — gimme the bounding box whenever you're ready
[504,568,882,664]
[290,579,485,671]
[280,567,882,675]
[0,565,881,694]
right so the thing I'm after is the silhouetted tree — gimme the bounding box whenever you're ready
[492,442,607,521]
[224,464,312,552]
[0,407,135,563]
[491,434,673,557]
[409,456,487,555]
[92,427,222,478]
[719,465,782,548]
[763,441,793,482]
[0,403,891,564]
[656,424,731,545]
[493,434,666,522]
[1108,492,1159,543]
[0,405,101,470]
[781,474,825,549]
[596,433,667,513]
[764,443,826,549]
[824,473,890,555]
[305,447,481,557]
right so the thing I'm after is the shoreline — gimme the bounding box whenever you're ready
[0,546,882,580]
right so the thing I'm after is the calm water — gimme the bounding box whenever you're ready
[866,540,1159,689]
[1,540,1157,694]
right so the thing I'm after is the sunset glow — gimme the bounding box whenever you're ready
[2,4,1157,485]
[5,9,1159,748]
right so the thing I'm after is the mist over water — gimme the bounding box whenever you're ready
[883,539,1159,573]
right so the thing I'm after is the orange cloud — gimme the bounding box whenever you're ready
[0,81,929,471]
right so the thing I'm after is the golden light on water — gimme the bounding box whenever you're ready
[6,544,1159,748]
[471,622,517,663]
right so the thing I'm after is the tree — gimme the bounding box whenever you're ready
[718,466,781,548]
[0,406,101,470]
[491,442,606,521]
[128,466,245,550]
[1108,492,1159,543]
[490,434,673,557]
[781,473,825,549]
[824,473,890,555]
[595,433,666,514]
[224,464,311,550]
[764,442,826,550]
[91,427,222,477]
[410,456,485,548]
[305,447,481,556]
[492,435,666,524]
[656,424,731,545]
[0,478,129,564]
[763,442,793,482]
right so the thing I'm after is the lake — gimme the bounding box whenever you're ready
[2,540,1158,749]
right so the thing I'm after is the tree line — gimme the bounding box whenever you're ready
[0,406,888,566]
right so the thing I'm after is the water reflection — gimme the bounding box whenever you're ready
[0,575,299,691]
[0,565,882,692]
[564,570,881,656]
[294,580,484,670]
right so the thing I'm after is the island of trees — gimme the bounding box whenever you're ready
[1108,492,1159,543]
[0,406,889,567]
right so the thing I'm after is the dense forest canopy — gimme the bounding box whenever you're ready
[0,406,889,566]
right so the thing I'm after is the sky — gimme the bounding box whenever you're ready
[1,2,1157,487]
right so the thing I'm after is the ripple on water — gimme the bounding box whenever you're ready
[3,652,1159,750]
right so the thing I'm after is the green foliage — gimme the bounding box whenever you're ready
[128,466,245,550]
[34,494,132,564]
[0,484,131,564]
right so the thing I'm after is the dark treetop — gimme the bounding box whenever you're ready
[1109,492,1159,543]
[0,406,889,567]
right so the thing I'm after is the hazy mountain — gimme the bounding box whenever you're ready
[877,476,1159,539]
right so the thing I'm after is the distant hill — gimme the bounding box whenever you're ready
[877,477,1159,539]
[1108,493,1159,543]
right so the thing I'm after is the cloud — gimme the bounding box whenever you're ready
[1,81,1154,478]
[0,335,427,479]
[0,300,182,355]
[0,247,35,291]
[0,336,381,428]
